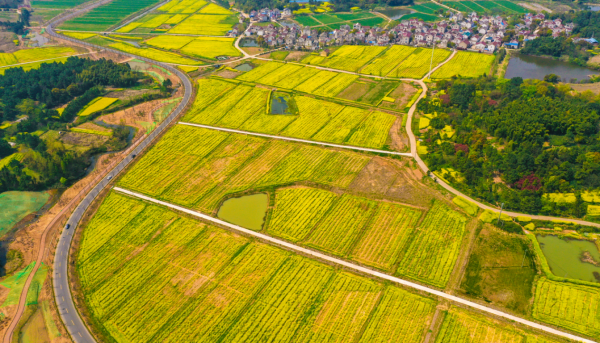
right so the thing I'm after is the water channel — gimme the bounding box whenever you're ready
[505,54,599,81]
[217,193,268,231]
[536,234,600,283]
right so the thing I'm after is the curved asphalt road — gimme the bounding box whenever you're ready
[1,4,193,342]
[8,3,597,342]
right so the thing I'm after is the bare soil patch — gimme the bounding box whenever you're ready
[285,51,309,62]
[61,132,109,147]
[389,117,408,152]
[349,157,400,196]
[380,82,417,110]
[569,82,600,94]
[215,69,241,79]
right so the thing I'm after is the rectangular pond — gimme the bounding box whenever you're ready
[536,234,600,283]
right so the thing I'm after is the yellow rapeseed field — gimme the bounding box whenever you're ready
[78,97,118,116]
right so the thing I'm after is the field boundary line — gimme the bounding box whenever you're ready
[112,187,598,343]
[178,122,413,157]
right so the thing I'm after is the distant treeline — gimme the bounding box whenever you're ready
[234,0,413,12]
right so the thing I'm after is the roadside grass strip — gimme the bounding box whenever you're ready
[397,201,467,288]
[533,278,600,338]
[431,51,495,79]
[78,191,437,343]
[390,48,451,79]
[361,45,417,76]
[352,203,422,271]
[109,42,203,65]
[78,97,118,116]
[301,45,387,72]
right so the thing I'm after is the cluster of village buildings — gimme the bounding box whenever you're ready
[234,9,577,54]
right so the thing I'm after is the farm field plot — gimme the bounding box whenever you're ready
[431,51,495,79]
[305,194,377,256]
[59,0,161,31]
[31,0,88,8]
[352,202,422,271]
[435,307,560,343]
[295,15,322,26]
[168,14,237,35]
[533,278,600,338]
[0,47,77,67]
[79,191,438,343]
[145,35,194,50]
[78,97,118,116]
[494,1,528,13]
[410,4,439,14]
[396,202,467,288]
[180,37,241,59]
[443,1,477,12]
[137,14,171,28]
[109,43,203,65]
[401,13,440,22]
[118,126,370,211]
[184,78,396,149]
[301,46,386,72]
[361,45,417,76]
[390,48,451,79]
[160,0,207,13]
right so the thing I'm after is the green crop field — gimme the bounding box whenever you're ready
[301,46,386,72]
[361,45,417,76]
[183,78,396,149]
[397,202,467,288]
[352,203,422,271]
[533,278,600,338]
[109,43,203,65]
[305,194,377,255]
[436,307,561,343]
[432,51,495,78]
[390,48,452,79]
[59,0,161,31]
[78,191,437,343]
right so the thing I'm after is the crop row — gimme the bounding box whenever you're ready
[59,0,161,31]
[109,42,203,65]
[361,45,417,76]
[431,51,495,79]
[435,307,525,343]
[159,0,208,13]
[533,277,600,338]
[186,78,396,149]
[301,45,387,72]
[0,46,76,67]
[79,192,437,343]
[397,201,467,288]
[167,14,236,35]
[390,48,452,79]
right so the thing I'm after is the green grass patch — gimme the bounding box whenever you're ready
[270,51,289,60]
[452,196,478,216]
[460,226,536,314]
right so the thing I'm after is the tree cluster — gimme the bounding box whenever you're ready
[0,57,141,192]
[418,76,600,218]
[234,0,412,12]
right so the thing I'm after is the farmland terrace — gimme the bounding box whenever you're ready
[3,0,600,343]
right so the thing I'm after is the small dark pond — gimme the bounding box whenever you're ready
[271,95,290,114]
[235,63,254,72]
[240,38,258,47]
[537,234,600,283]
[589,5,600,11]
[505,54,599,82]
